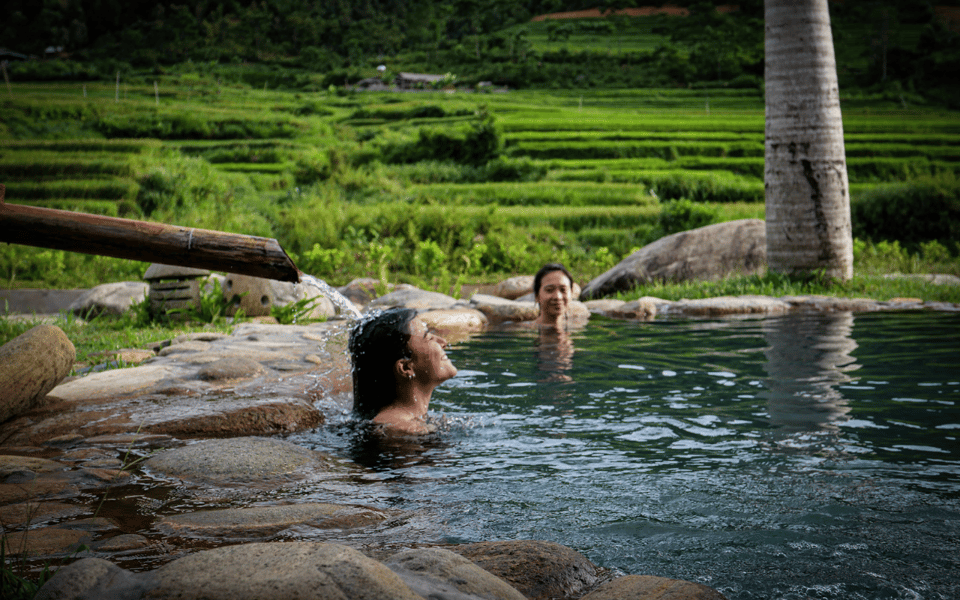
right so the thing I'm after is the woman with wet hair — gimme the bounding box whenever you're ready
[348,307,457,435]
[532,262,574,328]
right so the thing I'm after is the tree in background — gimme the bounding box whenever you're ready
[764,0,853,281]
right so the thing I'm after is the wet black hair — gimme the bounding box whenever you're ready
[348,307,418,420]
[533,262,573,298]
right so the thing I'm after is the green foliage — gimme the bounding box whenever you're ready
[1,537,54,600]
[617,267,960,305]
[173,279,238,324]
[270,295,322,324]
[655,198,721,237]
[853,238,959,276]
[374,116,502,166]
[851,172,960,253]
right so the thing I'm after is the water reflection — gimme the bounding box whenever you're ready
[342,422,451,473]
[535,325,575,383]
[762,312,860,432]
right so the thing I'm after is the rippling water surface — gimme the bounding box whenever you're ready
[296,310,960,600]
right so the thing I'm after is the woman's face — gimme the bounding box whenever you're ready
[537,270,572,320]
[405,317,458,384]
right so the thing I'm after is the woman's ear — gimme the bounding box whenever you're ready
[395,358,414,381]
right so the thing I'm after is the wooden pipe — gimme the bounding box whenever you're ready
[0,184,301,283]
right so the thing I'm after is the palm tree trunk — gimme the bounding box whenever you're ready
[764,0,853,281]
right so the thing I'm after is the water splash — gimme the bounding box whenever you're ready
[300,273,362,320]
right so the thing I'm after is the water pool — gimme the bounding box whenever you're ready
[296,310,960,600]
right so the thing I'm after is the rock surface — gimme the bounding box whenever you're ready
[0,324,75,423]
[68,281,150,317]
[223,273,336,319]
[455,540,603,600]
[581,219,766,299]
[580,575,728,600]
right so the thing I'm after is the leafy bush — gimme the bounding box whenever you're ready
[374,117,502,165]
[656,198,721,237]
[851,173,960,253]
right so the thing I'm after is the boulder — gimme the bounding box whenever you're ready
[338,278,393,307]
[665,295,791,317]
[419,308,489,342]
[454,540,602,600]
[0,325,75,422]
[156,503,390,539]
[222,274,335,319]
[143,436,339,486]
[68,281,149,318]
[581,219,766,300]
[493,275,535,300]
[36,543,425,600]
[471,294,539,322]
[386,547,527,600]
[580,574,728,600]
[367,287,459,311]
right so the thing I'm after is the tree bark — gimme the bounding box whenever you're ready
[764,0,853,280]
[0,187,301,283]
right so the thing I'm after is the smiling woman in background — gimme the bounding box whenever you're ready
[348,307,457,435]
[533,263,575,328]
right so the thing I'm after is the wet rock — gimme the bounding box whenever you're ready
[338,278,392,307]
[666,295,791,317]
[0,324,75,423]
[368,287,460,311]
[580,574,728,600]
[196,357,266,381]
[419,308,489,342]
[581,219,766,300]
[0,455,66,477]
[0,501,86,527]
[1,526,92,556]
[68,281,149,318]
[783,295,881,312]
[143,437,340,486]
[222,274,335,319]
[585,298,659,320]
[157,502,391,539]
[470,294,539,322]
[454,540,602,600]
[49,364,189,402]
[493,275,536,300]
[386,547,527,600]
[34,557,150,600]
[90,533,151,552]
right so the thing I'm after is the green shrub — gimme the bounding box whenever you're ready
[851,172,960,253]
[656,198,721,236]
[374,116,502,165]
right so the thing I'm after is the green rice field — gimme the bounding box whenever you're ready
[1,80,959,288]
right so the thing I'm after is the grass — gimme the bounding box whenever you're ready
[0,309,233,374]
[617,271,960,305]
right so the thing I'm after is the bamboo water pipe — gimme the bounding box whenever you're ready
[0,184,300,283]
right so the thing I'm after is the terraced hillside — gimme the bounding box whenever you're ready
[2,81,959,288]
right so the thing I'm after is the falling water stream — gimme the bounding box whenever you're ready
[300,273,363,320]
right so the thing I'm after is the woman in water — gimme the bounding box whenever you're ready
[532,262,575,328]
[348,307,457,435]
